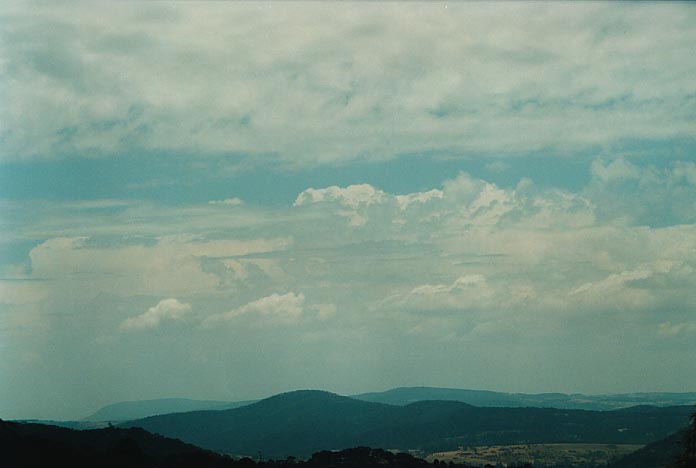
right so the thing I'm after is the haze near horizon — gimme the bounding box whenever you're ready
[1,1,695,421]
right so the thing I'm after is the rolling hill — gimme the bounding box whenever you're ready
[123,390,695,458]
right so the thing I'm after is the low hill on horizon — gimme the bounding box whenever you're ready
[353,386,696,411]
[84,397,255,422]
[122,390,695,459]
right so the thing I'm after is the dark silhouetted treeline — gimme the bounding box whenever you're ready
[0,419,531,468]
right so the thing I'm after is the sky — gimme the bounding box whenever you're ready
[1,1,696,420]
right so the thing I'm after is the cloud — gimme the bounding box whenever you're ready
[292,173,595,233]
[2,3,695,165]
[409,275,488,297]
[590,159,641,184]
[202,292,306,327]
[4,164,696,416]
[4,2,696,418]
[294,184,386,209]
[26,235,290,296]
[120,298,191,331]
[208,198,243,206]
[310,303,337,320]
[586,159,696,226]
[395,189,443,210]
[658,321,696,337]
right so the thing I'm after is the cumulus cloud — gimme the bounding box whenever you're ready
[202,292,306,327]
[395,189,443,210]
[120,298,191,331]
[294,184,386,208]
[14,170,696,346]
[292,173,596,233]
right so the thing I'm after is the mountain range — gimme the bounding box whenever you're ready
[354,387,696,411]
[121,390,695,459]
[84,386,696,422]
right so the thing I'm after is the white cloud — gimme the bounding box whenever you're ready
[294,184,386,208]
[27,235,289,296]
[202,292,306,327]
[294,184,389,226]
[292,173,596,233]
[570,268,653,296]
[410,275,487,297]
[395,189,443,210]
[120,298,191,331]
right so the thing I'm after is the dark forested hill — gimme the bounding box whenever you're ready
[607,429,685,468]
[0,418,235,467]
[123,390,694,458]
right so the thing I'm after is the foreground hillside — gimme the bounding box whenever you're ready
[0,420,506,468]
[606,429,685,468]
[0,419,232,467]
[123,390,694,458]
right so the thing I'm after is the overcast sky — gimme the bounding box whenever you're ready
[1,1,696,420]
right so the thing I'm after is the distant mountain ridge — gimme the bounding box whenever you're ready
[122,390,695,458]
[353,386,696,411]
[84,386,696,422]
[84,397,256,422]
